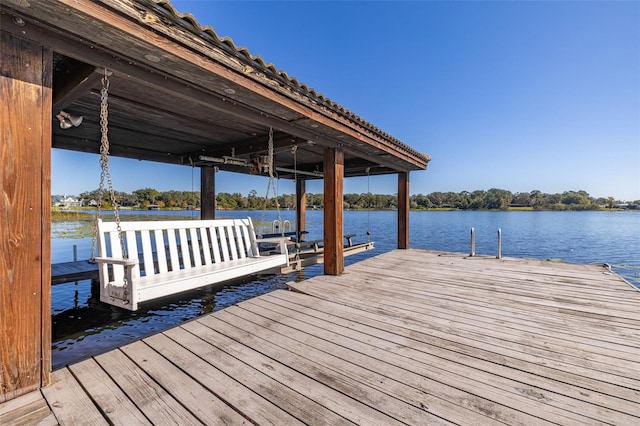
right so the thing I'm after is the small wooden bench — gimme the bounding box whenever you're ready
[94,217,289,310]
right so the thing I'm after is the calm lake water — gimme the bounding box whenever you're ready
[51,209,639,368]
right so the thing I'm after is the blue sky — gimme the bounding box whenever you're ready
[52,0,640,201]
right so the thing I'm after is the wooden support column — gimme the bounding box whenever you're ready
[295,179,306,241]
[0,31,52,401]
[323,147,344,275]
[398,172,410,249]
[200,166,216,220]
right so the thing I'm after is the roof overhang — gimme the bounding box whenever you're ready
[1,0,430,179]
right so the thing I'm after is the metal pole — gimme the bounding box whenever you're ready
[470,227,475,257]
[73,244,77,261]
[497,228,502,259]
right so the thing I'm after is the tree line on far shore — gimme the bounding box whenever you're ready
[72,188,638,211]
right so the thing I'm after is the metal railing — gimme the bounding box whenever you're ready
[470,228,502,259]
[272,219,291,234]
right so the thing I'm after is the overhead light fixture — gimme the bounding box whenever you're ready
[56,111,83,129]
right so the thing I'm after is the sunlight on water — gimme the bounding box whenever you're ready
[51,209,638,368]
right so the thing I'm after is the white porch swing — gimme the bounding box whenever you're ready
[90,71,289,311]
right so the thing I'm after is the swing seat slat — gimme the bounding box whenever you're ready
[96,217,289,311]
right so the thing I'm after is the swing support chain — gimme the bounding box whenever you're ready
[90,69,129,302]
[260,127,284,236]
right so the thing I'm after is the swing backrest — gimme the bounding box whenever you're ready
[96,217,260,281]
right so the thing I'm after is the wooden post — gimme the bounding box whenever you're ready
[323,147,344,275]
[398,172,410,249]
[200,166,216,220]
[295,179,306,241]
[0,31,52,401]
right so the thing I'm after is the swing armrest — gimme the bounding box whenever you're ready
[258,236,291,243]
[93,257,139,267]
[257,237,290,256]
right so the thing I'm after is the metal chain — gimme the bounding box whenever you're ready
[90,71,129,300]
[366,167,371,242]
[292,145,297,184]
[90,75,109,260]
[260,128,283,235]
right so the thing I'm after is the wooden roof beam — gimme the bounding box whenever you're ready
[52,59,100,113]
[192,131,298,159]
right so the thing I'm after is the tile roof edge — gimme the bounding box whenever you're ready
[145,0,429,163]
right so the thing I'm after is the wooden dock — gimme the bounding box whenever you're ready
[3,249,639,425]
[51,260,99,285]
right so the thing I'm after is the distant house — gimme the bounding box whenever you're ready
[51,195,83,207]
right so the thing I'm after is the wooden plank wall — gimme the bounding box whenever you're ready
[0,30,52,401]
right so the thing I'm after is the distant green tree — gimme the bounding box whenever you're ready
[216,192,240,209]
[485,188,512,210]
[529,190,543,209]
[511,192,531,207]
[247,189,262,209]
[411,194,433,209]
[133,188,161,205]
[561,190,591,205]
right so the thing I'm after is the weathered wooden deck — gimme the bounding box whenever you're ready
[51,260,99,285]
[3,249,639,425]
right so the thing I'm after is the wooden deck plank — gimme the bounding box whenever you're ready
[256,290,640,420]
[28,249,640,425]
[358,251,640,302]
[236,293,637,424]
[289,275,640,387]
[332,266,640,322]
[51,260,98,285]
[351,251,635,295]
[118,341,248,425]
[199,312,468,425]
[265,290,640,408]
[316,273,640,361]
[93,349,202,425]
[0,390,56,426]
[41,368,108,425]
[373,263,640,313]
[340,255,640,322]
[145,330,310,425]
[67,358,151,425]
[214,302,553,425]
[340,277,640,347]
[298,281,640,380]
[364,275,640,342]
[180,319,415,425]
